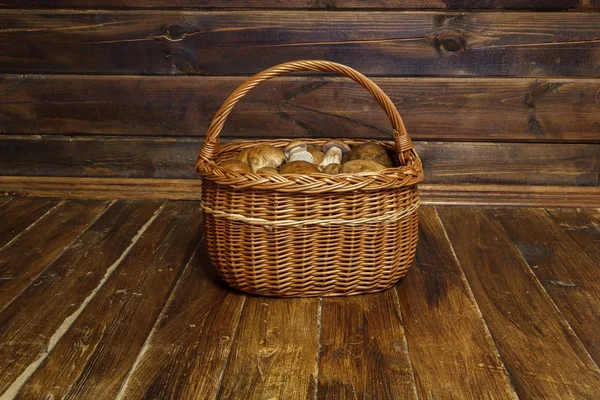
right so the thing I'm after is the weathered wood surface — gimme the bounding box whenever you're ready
[318,291,417,399]
[491,208,600,365]
[2,0,597,9]
[218,297,320,399]
[116,243,246,400]
[1,137,597,186]
[0,200,162,396]
[1,11,599,76]
[2,176,599,207]
[545,208,600,266]
[14,202,203,400]
[0,199,109,311]
[0,197,59,249]
[396,208,516,399]
[3,75,598,142]
[437,207,600,399]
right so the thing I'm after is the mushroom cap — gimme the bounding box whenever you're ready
[235,148,252,165]
[323,140,351,156]
[256,167,279,175]
[279,161,320,175]
[341,159,387,174]
[247,145,286,172]
[307,148,325,165]
[218,159,252,173]
[346,143,393,168]
[322,163,341,175]
[284,140,307,158]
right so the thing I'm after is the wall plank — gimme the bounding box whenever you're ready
[2,75,598,142]
[0,136,597,186]
[1,0,597,10]
[1,11,598,76]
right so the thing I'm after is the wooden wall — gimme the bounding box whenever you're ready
[0,1,599,197]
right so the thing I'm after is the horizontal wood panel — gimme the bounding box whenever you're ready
[2,75,598,142]
[2,177,599,207]
[1,11,599,76]
[0,136,597,186]
[2,0,597,9]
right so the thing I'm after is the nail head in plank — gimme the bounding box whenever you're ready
[14,201,203,400]
[437,207,600,399]
[318,290,418,399]
[396,207,516,399]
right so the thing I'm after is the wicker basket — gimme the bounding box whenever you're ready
[195,60,424,297]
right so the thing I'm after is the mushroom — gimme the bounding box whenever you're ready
[341,159,387,174]
[307,145,325,166]
[235,148,252,165]
[284,140,307,159]
[247,145,286,173]
[279,161,320,175]
[320,140,350,169]
[256,167,279,175]
[344,143,393,168]
[322,163,341,175]
[289,150,314,163]
[217,159,252,173]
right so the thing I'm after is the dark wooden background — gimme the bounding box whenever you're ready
[0,1,599,189]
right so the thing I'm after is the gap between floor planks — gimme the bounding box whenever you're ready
[1,201,600,398]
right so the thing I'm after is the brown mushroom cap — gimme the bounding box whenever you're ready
[256,166,279,175]
[279,161,320,175]
[235,148,252,165]
[341,159,387,174]
[218,159,252,173]
[247,145,286,172]
[284,140,308,158]
[307,148,325,165]
[345,143,393,168]
[322,163,341,175]
[323,140,351,156]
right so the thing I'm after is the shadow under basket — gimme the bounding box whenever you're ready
[196,60,424,297]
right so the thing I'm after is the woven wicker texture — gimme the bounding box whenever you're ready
[196,60,424,297]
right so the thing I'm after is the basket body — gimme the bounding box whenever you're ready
[196,60,424,297]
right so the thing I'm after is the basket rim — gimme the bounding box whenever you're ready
[196,138,424,194]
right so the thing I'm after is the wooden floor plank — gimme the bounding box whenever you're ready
[318,290,417,399]
[490,208,600,365]
[545,208,600,273]
[437,207,600,399]
[116,243,246,400]
[0,200,162,397]
[13,201,203,400]
[217,297,320,399]
[0,199,109,311]
[396,207,516,399]
[0,197,12,208]
[0,197,61,250]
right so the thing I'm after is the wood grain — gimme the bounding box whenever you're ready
[1,136,597,186]
[3,75,599,142]
[545,208,600,268]
[396,207,516,399]
[0,197,60,249]
[116,244,246,399]
[218,297,320,399]
[14,201,203,400]
[0,200,162,396]
[0,199,109,311]
[2,176,599,207]
[1,0,596,9]
[490,208,600,365]
[1,11,599,76]
[318,291,417,399]
[437,207,600,399]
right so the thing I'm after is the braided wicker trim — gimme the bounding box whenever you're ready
[201,199,420,227]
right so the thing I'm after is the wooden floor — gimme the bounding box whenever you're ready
[0,198,599,399]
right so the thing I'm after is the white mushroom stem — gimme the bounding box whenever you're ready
[288,150,314,163]
[319,147,342,168]
[289,146,305,157]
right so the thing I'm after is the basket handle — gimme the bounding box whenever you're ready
[197,60,414,165]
